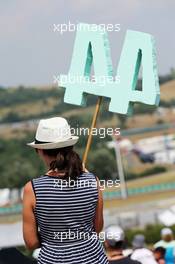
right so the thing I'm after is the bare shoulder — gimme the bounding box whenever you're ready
[24,181,33,195]
[23,181,35,206]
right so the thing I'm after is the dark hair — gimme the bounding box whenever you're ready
[107,240,125,250]
[154,247,166,257]
[42,146,83,181]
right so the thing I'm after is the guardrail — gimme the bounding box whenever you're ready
[0,204,22,215]
[1,182,175,212]
[103,181,175,200]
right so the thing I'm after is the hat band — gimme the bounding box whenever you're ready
[35,138,51,144]
[34,137,73,144]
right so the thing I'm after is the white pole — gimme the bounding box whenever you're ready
[113,137,128,199]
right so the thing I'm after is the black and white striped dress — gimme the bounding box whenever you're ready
[31,172,109,264]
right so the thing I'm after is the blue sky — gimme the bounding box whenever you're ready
[0,0,174,86]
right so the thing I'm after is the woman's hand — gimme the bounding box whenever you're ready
[82,162,89,173]
[22,181,41,250]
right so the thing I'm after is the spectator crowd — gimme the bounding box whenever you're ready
[105,226,175,264]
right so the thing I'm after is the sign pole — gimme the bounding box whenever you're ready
[82,96,103,166]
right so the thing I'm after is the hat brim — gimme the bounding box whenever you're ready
[27,136,79,149]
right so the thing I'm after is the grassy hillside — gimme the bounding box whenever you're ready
[104,171,175,210]
[0,79,175,188]
[0,79,174,128]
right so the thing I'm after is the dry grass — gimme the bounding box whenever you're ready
[0,214,21,224]
[104,189,175,209]
[160,80,175,101]
[104,170,175,194]
[0,97,60,118]
[104,170,175,209]
[126,170,175,188]
[1,80,175,141]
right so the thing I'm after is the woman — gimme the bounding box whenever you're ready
[23,117,109,264]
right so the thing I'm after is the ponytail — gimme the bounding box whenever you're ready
[43,146,83,181]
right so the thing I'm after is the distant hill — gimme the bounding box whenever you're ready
[0,79,175,137]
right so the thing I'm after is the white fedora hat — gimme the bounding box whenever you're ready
[27,117,79,149]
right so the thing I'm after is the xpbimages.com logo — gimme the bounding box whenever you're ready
[53,178,120,191]
[53,230,121,243]
[53,21,121,35]
[53,74,120,87]
[44,126,120,139]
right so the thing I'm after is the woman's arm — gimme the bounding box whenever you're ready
[94,177,104,234]
[22,181,40,250]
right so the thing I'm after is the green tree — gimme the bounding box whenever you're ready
[88,148,116,180]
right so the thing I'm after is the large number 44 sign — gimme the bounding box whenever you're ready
[59,23,160,115]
